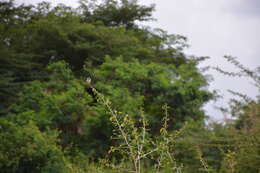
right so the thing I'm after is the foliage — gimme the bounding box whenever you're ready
[78,0,155,28]
[0,0,190,114]
[212,55,260,173]
[93,89,185,173]
[10,61,113,158]
[0,0,259,172]
[0,118,68,173]
[92,56,212,132]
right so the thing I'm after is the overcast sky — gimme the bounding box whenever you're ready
[16,0,260,121]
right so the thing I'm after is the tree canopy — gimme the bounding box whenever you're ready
[0,0,259,173]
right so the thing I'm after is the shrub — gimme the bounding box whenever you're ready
[0,118,68,173]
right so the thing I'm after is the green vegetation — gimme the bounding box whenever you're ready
[0,0,259,172]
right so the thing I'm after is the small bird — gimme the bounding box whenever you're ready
[86,77,92,84]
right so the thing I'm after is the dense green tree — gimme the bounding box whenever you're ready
[0,0,214,159]
[0,0,37,115]
[2,1,253,172]
[92,56,212,131]
[10,61,113,157]
[0,0,192,116]
[78,0,155,28]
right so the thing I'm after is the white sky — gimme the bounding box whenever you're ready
[16,0,260,121]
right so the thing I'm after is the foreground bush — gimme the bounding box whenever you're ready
[0,119,68,173]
